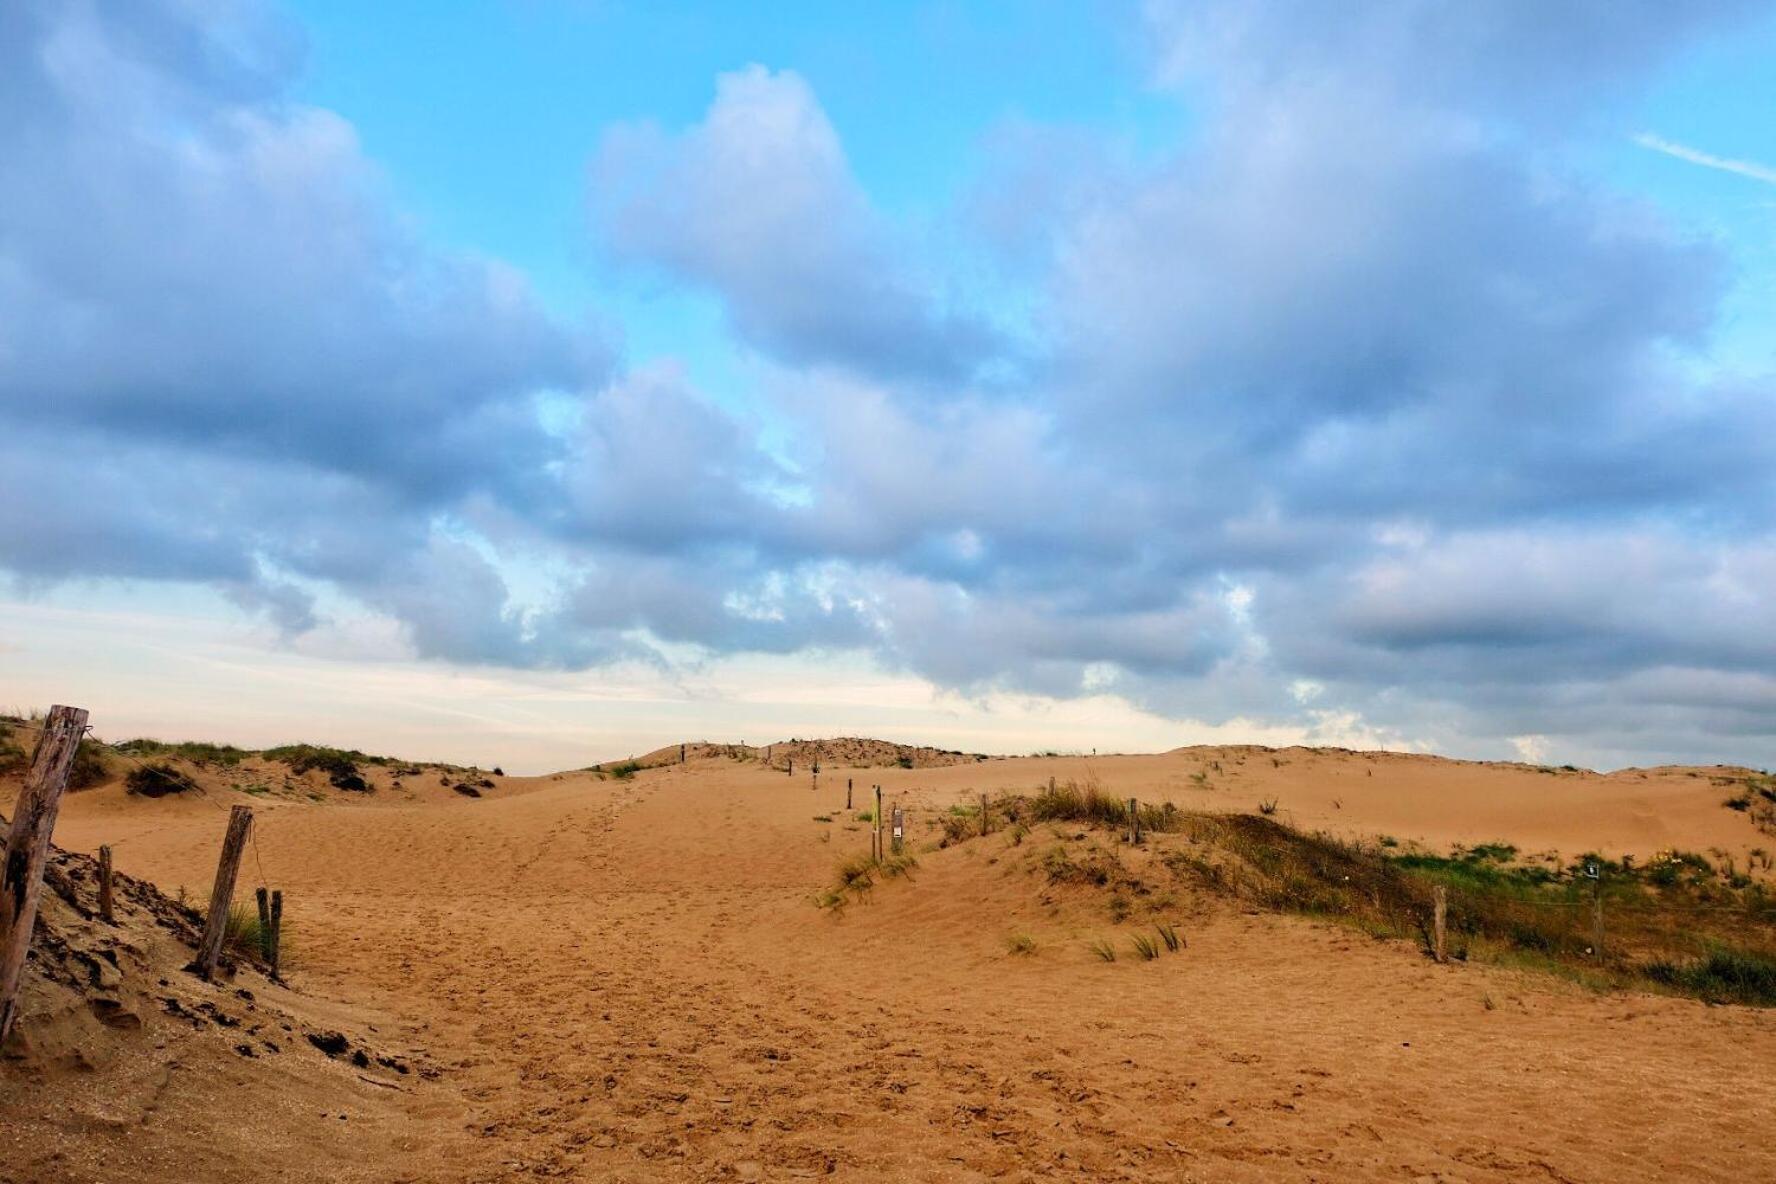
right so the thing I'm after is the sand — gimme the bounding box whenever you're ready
[5,745,1774,1182]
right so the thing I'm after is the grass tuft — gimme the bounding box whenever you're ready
[1131,933,1160,961]
[1006,932,1037,956]
[1088,938,1117,963]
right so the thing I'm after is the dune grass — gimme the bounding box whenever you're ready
[983,777,1776,1006]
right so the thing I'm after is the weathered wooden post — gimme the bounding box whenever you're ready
[1048,775,1055,793]
[980,792,990,837]
[874,785,884,862]
[269,889,284,979]
[846,778,853,810]
[680,743,686,764]
[195,805,253,981]
[1127,798,1141,845]
[0,705,89,1045]
[891,806,904,855]
[268,894,282,979]
[255,886,273,961]
[787,757,793,777]
[1432,885,1448,964]
[98,844,115,924]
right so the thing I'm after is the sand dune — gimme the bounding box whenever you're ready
[4,742,1774,1181]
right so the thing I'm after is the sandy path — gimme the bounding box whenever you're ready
[35,752,1776,1181]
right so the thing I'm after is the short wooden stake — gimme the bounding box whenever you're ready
[269,889,283,979]
[1127,798,1141,845]
[1432,885,1448,964]
[98,844,115,924]
[787,758,793,776]
[874,786,884,862]
[195,805,253,981]
[679,743,686,764]
[846,779,853,810]
[0,704,89,1045]
[1049,775,1055,793]
[980,792,990,837]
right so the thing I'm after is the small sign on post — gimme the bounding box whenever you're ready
[891,806,905,855]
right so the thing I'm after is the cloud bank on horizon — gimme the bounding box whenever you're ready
[4,0,1776,767]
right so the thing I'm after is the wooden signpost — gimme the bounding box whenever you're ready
[195,805,253,981]
[0,705,89,1045]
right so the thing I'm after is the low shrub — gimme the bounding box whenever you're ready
[126,762,196,797]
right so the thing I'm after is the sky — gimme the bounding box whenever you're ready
[5,0,1776,773]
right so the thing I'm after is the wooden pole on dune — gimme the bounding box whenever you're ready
[874,785,884,862]
[1432,885,1448,964]
[1127,798,1141,845]
[980,792,990,837]
[255,887,273,961]
[269,889,284,979]
[98,844,115,924]
[195,805,253,981]
[0,705,89,1045]
[846,778,853,810]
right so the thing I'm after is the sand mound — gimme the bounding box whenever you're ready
[621,736,989,771]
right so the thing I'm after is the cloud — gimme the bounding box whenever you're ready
[6,1,1776,770]
[591,65,1003,384]
[1634,132,1776,187]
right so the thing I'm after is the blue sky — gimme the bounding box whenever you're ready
[5,1,1776,770]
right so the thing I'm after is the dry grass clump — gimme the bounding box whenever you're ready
[814,851,918,911]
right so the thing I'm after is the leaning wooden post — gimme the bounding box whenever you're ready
[195,806,253,981]
[98,844,115,924]
[269,889,283,979]
[0,705,89,1045]
[1432,885,1448,964]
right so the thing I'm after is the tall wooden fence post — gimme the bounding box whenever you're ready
[269,889,284,979]
[874,786,884,862]
[98,844,115,924]
[1432,885,1448,964]
[255,887,273,961]
[0,705,89,1045]
[846,779,853,810]
[195,805,253,981]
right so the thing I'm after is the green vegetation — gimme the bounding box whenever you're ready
[265,744,376,792]
[1130,933,1160,961]
[1088,938,1117,963]
[1157,922,1184,953]
[1005,931,1037,956]
[222,900,287,967]
[605,760,642,780]
[115,737,250,766]
[968,777,1776,1006]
